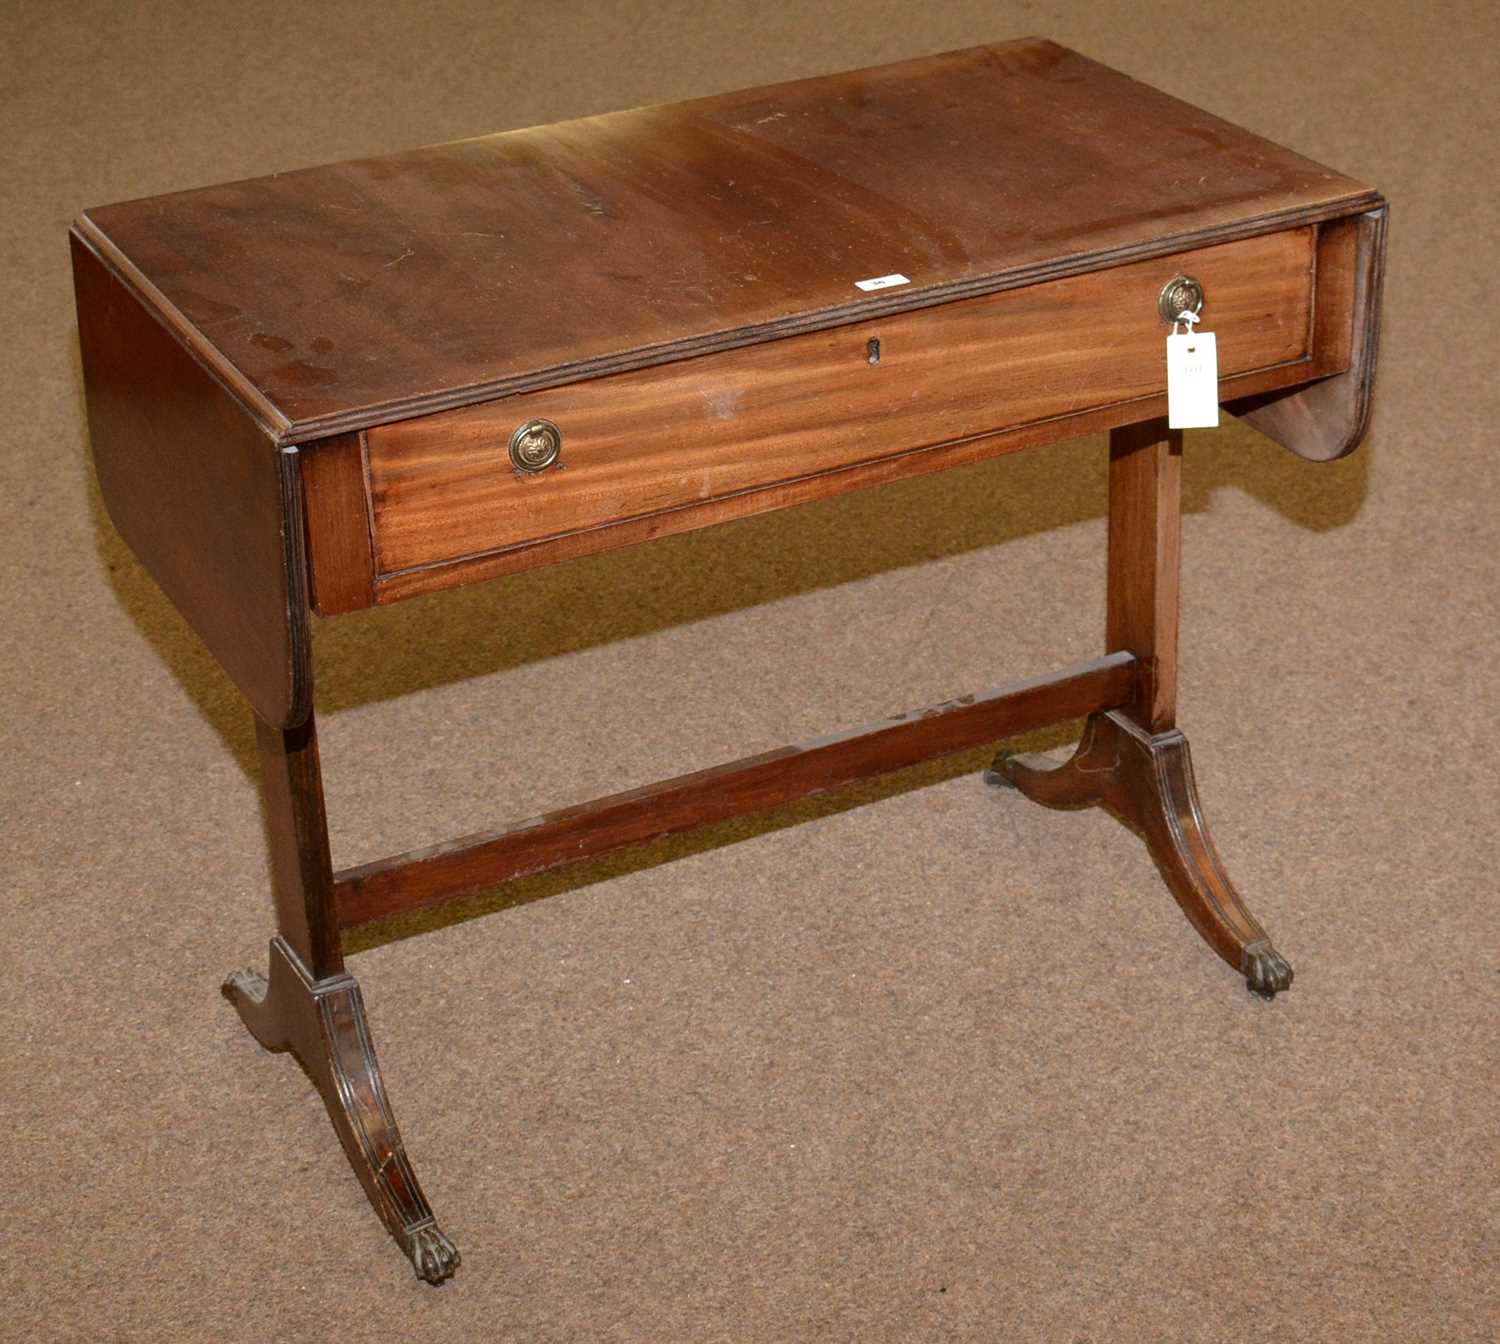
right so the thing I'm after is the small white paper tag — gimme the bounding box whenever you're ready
[854,273,910,292]
[1166,329,1220,429]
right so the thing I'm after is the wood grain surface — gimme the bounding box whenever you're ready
[71,230,312,728]
[300,433,377,615]
[360,354,1322,604]
[333,652,1136,930]
[254,714,343,978]
[1106,420,1183,733]
[366,229,1315,575]
[76,38,1379,443]
[1229,205,1389,460]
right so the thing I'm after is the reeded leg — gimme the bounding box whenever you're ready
[224,937,461,1282]
[1101,713,1293,997]
[228,711,459,1282]
[989,710,1292,996]
[984,417,1294,996]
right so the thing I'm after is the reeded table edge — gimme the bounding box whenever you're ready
[73,190,1385,450]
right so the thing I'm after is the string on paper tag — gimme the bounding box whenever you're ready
[1166,310,1219,429]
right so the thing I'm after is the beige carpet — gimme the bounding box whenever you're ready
[4,2,1496,1340]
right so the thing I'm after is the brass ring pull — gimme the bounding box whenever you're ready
[508,418,563,474]
[1158,274,1205,324]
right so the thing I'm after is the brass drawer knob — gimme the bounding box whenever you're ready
[1158,274,1205,323]
[509,418,563,474]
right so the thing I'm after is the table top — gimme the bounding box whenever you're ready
[76,37,1379,445]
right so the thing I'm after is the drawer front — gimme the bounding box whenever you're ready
[366,229,1314,575]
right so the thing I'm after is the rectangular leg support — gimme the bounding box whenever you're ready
[332,651,1138,931]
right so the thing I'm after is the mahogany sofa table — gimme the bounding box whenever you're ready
[72,39,1386,1284]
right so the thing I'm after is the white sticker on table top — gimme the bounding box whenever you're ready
[854,273,910,292]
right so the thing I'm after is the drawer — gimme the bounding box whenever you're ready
[364,228,1316,577]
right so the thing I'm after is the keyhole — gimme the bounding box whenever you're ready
[867,337,881,365]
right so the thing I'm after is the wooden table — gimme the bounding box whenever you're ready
[71,39,1385,1283]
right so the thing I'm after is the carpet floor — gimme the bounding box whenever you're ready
[3,2,1495,1340]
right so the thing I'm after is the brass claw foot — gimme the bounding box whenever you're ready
[407,1221,462,1284]
[990,710,1294,996]
[223,937,460,1283]
[1242,939,1294,999]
